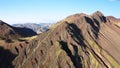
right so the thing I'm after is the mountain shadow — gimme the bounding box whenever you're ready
[84,16,100,38]
[0,46,17,68]
[14,27,37,37]
[59,41,82,68]
[66,22,86,49]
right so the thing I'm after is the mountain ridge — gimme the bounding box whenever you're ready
[0,11,120,68]
[12,11,120,68]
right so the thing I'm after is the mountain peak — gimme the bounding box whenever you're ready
[91,11,107,23]
[92,11,104,16]
[65,13,87,20]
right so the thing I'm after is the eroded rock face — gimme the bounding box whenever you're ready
[2,11,120,68]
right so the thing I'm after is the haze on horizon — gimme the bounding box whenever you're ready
[0,0,120,24]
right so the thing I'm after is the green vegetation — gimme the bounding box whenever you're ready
[86,38,120,68]
[86,39,102,67]
[104,51,120,68]
[55,41,62,59]
[18,35,37,41]
[115,23,120,27]
[89,51,102,68]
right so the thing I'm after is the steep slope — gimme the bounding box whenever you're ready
[13,11,120,68]
[0,21,37,40]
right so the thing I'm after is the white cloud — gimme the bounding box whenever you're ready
[109,0,120,2]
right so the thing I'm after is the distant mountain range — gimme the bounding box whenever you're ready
[13,23,54,34]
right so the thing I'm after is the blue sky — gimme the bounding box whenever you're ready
[0,0,120,24]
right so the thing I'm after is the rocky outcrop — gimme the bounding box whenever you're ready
[12,11,120,68]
